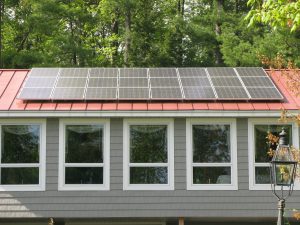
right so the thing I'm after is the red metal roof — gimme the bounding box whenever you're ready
[0,69,299,111]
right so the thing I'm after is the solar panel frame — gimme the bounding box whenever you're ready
[18,87,53,100]
[240,76,275,87]
[119,68,148,78]
[180,77,211,87]
[149,68,178,78]
[183,87,216,99]
[119,78,149,87]
[210,77,242,87]
[85,87,117,99]
[27,68,60,77]
[88,78,118,88]
[119,88,150,99]
[150,78,180,87]
[89,68,119,78]
[59,68,89,77]
[207,67,237,77]
[177,68,208,77]
[150,87,183,99]
[56,77,87,88]
[52,87,85,100]
[247,87,284,99]
[23,77,56,88]
[214,87,249,99]
[235,67,267,77]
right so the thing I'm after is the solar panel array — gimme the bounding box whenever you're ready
[18,67,283,101]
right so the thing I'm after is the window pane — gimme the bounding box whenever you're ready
[130,125,167,163]
[193,167,231,184]
[255,167,271,184]
[1,125,40,163]
[65,167,103,184]
[66,125,103,163]
[1,168,39,184]
[130,167,168,184]
[193,125,230,163]
[254,125,292,163]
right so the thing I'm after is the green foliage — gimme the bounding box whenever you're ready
[246,0,300,32]
[0,0,299,68]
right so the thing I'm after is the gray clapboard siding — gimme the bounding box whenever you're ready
[0,117,299,220]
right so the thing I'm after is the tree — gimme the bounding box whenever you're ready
[246,0,300,32]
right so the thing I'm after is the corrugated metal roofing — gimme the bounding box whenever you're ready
[0,69,299,111]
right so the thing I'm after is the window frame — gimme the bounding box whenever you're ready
[0,119,46,191]
[123,118,174,190]
[248,118,299,190]
[186,118,238,190]
[59,118,110,191]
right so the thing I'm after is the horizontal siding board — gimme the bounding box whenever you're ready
[2,117,300,220]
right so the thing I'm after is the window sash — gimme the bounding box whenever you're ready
[0,120,46,191]
[123,119,174,190]
[186,118,237,190]
[248,118,299,190]
[59,119,110,191]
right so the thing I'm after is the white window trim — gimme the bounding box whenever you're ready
[248,118,299,190]
[58,118,110,191]
[123,118,174,190]
[67,222,166,225]
[0,118,46,191]
[186,118,238,190]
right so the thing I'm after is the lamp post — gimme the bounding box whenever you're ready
[270,128,298,225]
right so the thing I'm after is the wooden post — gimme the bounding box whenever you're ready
[179,217,184,225]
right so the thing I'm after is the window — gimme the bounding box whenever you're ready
[0,119,46,191]
[59,118,110,191]
[123,119,174,190]
[248,118,299,190]
[186,118,237,190]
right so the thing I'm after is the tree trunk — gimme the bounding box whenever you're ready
[124,6,131,66]
[176,0,185,66]
[0,0,3,68]
[111,8,119,65]
[69,21,77,66]
[214,0,224,66]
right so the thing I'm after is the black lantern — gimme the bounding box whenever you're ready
[270,128,298,225]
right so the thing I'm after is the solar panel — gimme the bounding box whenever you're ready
[119,68,148,78]
[235,67,266,77]
[56,78,87,88]
[18,88,53,99]
[85,88,117,99]
[184,87,215,99]
[211,77,242,86]
[207,67,237,77]
[178,68,207,77]
[88,78,117,87]
[60,68,89,77]
[24,77,56,88]
[181,77,211,87]
[27,68,59,77]
[17,67,284,101]
[119,78,148,87]
[149,68,177,77]
[241,77,274,87]
[150,78,179,87]
[235,67,283,100]
[52,88,85,99]
[215,87,249,99]
[90,68,118,78]
[151,88,182,99]
[247,87,283,99]
[119,88,149,99]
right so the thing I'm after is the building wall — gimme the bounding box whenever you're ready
[0,117,299,221]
